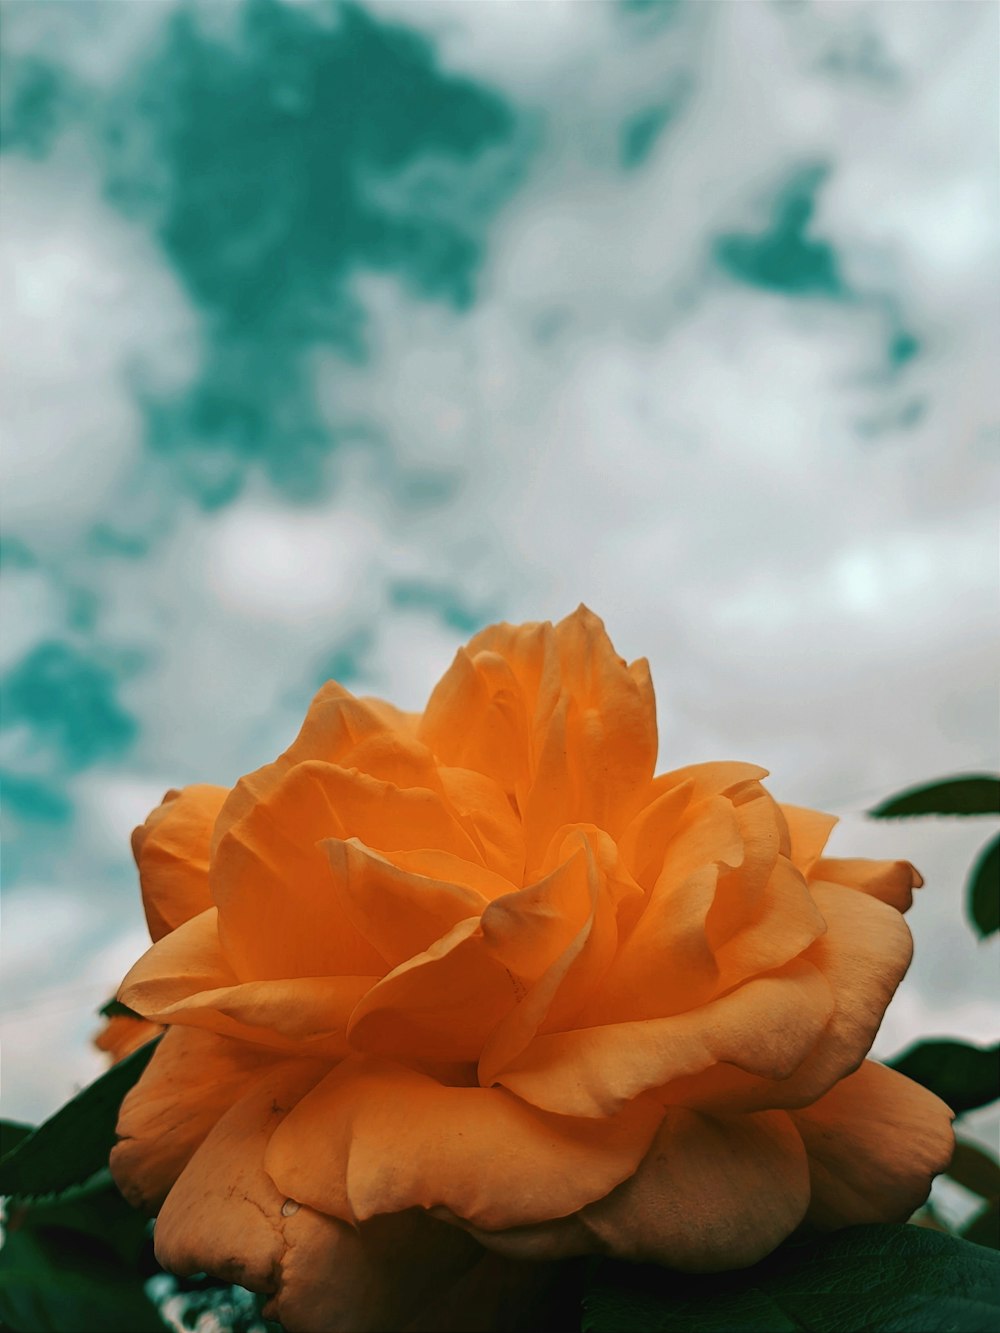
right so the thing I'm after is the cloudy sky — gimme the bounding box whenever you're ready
[1,0,997,1161]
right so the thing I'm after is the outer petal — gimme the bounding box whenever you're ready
[132,784,228,941]
[780,804,837,875]
[110,1026,285,1211]
[94,1014,161,1064]
[486,959,834,1118]
[791,1059,955,1228]
[264,1055,666,1231]
[210,683,406,854]
[119,908,374,1055]
[119,909,237,1012]
[153,1061,485,1333]
[810,857,923,913]
[659,882,914,1113]
[460,1108,810,1273]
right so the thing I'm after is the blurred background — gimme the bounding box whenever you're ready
[1,0,997,1186]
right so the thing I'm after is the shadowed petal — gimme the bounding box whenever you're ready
[458,1108,809,1273]
[264,1055,665,1231]
[791,1059,954,1227]
[110,1026,286,1212]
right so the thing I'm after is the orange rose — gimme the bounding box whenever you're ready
[111,607,953,1332]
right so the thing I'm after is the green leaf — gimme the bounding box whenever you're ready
[887,1039,1000,1114]
[869,775,1000,818]
[0,1037,160,1200]
[582,1224,1000,1333]
[965,1201,1000,1250]
[98,998,146,1021]
[968,834,1000,939]
[0,1123,34,1158]
[0,1175,166,1333]
[948,1140,1000,1200]
[0,1228,165,1333]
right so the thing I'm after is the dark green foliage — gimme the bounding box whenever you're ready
[870,775,1000,818]
[0,1039,160,1201]
[0,1173,165,1332]
[582,1225,1000,1332]
[947,1140,1000,1201]
[965,1201,1000,1251]
[887,1040,999,1116]
[968,834,999,939]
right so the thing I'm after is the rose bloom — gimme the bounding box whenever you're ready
[112,608,953,1332]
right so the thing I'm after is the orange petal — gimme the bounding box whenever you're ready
[780,803,838,875]
[478,832,628,1085]
[418,647,532,796]
[791,1060,954,1227]
[110,1026,284,1211]
[210,682,406,855]
[264,1054,665,1230]
[439,767,525,885]
[347,918,520,1063]
[526,608,658,852]
[152,1061,486,1333]
[660,882,914,1114]
[492,959,834,1117]
[617,778,694,891]
[383,848,516,902]
[706,784,785,944]
[132,785,228,941]
[810,857,923,913]
[325,838,489,970]
[711,855,827,993]
[94,1014,161,1065]
[463,1108,809,1273]
[153,1061,328,1290]
[577,791,749,1023]
[119,908,237,1013]
[212,759,483,980]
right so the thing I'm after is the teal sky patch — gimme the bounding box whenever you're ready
[714,163,844,298]
[388,579,492,635]
[97,0,526,507]
[3,642,138,774]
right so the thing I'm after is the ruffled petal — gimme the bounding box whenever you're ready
[150,981,374,1057]
[110,1026,284,1211]
[479,832,632,1085]
[791,1060,954,1227]
[492,959,834,1117]
[810,857,923,913]
[264,1054,665,1231]
[659,882,914,1113]
[461,1108,809,1273]
[418,647,532,797]
[325,838,489,970]
[132,785,228,941]
[347,918,521,1063]
[438,767,525,885]
[212,760,485,980]
[119,908,237,1013]
[780,804,838,875]
[211,683,400,855]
